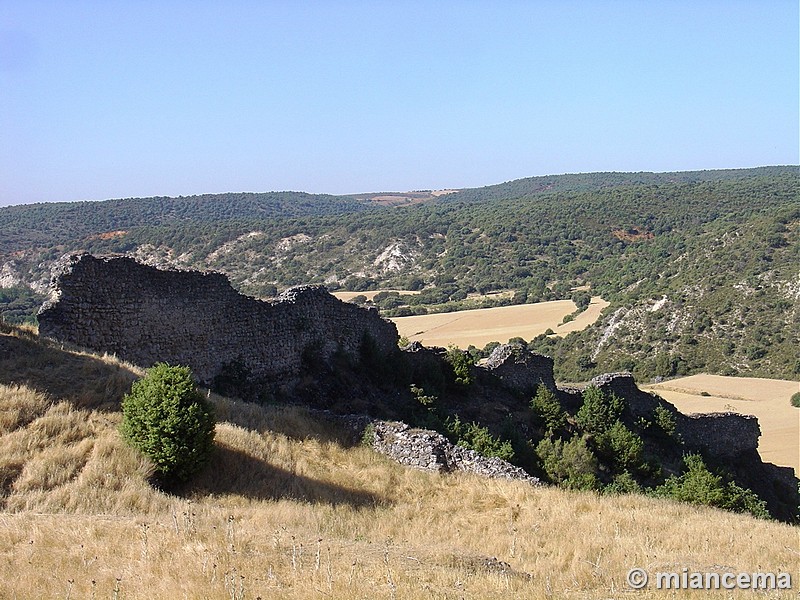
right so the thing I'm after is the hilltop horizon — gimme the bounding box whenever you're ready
[1,164,795,208]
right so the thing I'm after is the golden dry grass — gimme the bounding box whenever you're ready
[331,289,420,301]
[0,327,797,599]
[644,375,800,475]
[391,296,608,348]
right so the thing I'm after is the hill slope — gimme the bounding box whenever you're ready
[0,167,798,380]
[0,325,797,599]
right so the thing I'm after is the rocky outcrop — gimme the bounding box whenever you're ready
[334,414,540,485]
[38,254,398,385]
[484,344,556,395]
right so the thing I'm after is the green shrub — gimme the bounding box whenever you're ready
[536,436,599,490]
[654,454,769,519]
[361,423,376,447]
[121,363,216,483]
[653,404,677,437]
[596,421,644,471]
[790,392,800,408]
[604,471,641,495]
[445,345,475,387]
[530,386,566,433]
[575,386,625,435]
[447,416,515,462]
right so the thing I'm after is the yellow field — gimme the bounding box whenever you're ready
[644,375,800,475]
[331,289,420,301]
[391,296,609,348]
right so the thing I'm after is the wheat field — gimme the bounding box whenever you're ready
[392,296,609,348]
[0,325,797,599]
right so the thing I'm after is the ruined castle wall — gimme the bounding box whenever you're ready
[483,344,556,395]
[590,372,761,458]
[38,254,399,383]
[331,414,541,485]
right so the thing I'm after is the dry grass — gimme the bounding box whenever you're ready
[0,326,797,599]
[392,296,608,348]
[645,374,800,475]
[331,290,420,301]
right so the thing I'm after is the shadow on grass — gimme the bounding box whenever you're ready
[168,441,386,508]
[0,329,139,411]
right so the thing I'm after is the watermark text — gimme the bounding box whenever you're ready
[626,567,792,591]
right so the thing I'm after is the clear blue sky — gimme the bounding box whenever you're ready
[1,1,797,206]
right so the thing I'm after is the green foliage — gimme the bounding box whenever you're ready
[445,345,475,387]
[575,387,625,435]
[653,404,677,437]
[120,363,216,483]
[571,291,591,311]
[0,286,44,325]
[791,392,800,408]
[596,421,644,472]
[654,454,769,519]
[535,436,599,490]
[446,416,515,462]
[410,383,437,407]
[604,471,641,495]
[530,386,566,433]
[360,423,376,447]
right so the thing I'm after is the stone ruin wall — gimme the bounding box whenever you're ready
[38,254,399,384]
[484,343,557,394]
[37,256,767,466]
[588,372,761,458]
[330,413,541,485]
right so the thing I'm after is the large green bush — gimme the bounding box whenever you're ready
[654,454,768,519]
[575,386,625,434]
[596,421,645,472]
[536,436,599,490]
[790,392,800,408]
[121,363,216,483]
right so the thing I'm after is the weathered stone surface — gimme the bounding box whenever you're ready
[333,414,540,485]
[589,372,761,457]
[38,254,399,384]
[677,412,761,458]
[484,344,556,394]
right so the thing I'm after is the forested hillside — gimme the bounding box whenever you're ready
[1,167,797,381]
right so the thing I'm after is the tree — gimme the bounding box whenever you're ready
[575,386,625,435]
[531,385,566,433]
[445,345,475,387]
[121,363,216,483]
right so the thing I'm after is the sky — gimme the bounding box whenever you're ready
[1,1,798,206]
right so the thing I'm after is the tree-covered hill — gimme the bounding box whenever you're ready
[0,191,371,255]
[1,166,797,380]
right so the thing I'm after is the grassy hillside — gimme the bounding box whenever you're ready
[0,324,798,599]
